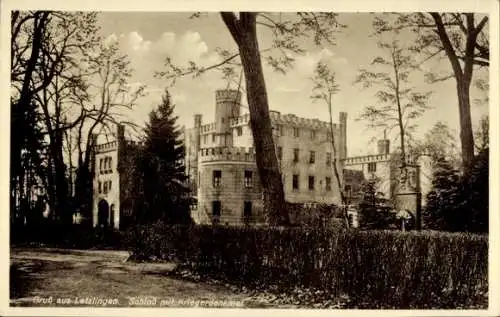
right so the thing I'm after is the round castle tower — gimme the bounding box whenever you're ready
[194,146,265,226]
[215,89,241,137]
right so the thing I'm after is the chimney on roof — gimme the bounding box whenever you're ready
[377,130,390,155]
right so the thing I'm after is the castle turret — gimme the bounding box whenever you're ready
[215,89,241,137]
[377,131,390,155]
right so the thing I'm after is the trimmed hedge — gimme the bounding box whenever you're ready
[131,224,488,308]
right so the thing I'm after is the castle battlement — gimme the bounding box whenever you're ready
[96,141,118,153]
[229,113,250,126]
[342,154,391,166]
[229,112,336,130]
[200,122,217,133]
[216,89,241,104]
[199,146,256,163]
[342,153,419,166]
[125,140,145,147]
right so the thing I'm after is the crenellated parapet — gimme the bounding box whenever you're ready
[199,146,256,163]
[229,113,251,126]
[200,122,217,133]
[342,153,420,166]
[125,140,145,147]
[229,112,336,130]
[96,141,118,153]
[216,89,241,104]
[342,154,391,166]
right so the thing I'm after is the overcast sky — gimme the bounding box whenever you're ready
[97,12,489,157]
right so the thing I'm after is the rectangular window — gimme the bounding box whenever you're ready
[293,127,300,138]
[368,162,377,173]
[203,135,208,144]
[212,134,216,143]
[212,201,221,225]
[277,146,282,161]
[326,177,332,191]
[279,124,285,136]
[98,181,102,194]
[310,130,316,140]
[326,152,332,166]
[103,181,108,194]
[292,174,299,190]
[309,151,315,164]
[108,157,112,172]
[344,185,352,197]
[99,159,104,174]
[236,126,243,136]
[108,180,112,192]
[243,201,252,224]
[293,148,300,163]
[308,176,315,190]
[244,170,253,188]
[213,170,222,188]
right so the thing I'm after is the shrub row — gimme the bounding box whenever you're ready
[130,224,488,308]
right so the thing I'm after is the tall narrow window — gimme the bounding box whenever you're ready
[98,181,102,194]
[344,185,352,197]
[108,180,112,192]
[212,201,221,225]
[236,126,243,136]
[308,176,315,191]
[368,162,377,173]
[293,127,300,138]
[325,177,332,191]
[244,170,253,188]
[293,148,300,163]
[213,170,222,188]
[99,158,104,174]
[292,174,299,190]
[103,181,108,194]
[279,124,285,136]
[108,157,113,172]
[326,152,332,166]
[310,130,316,140]
[277,146,282,161]
[212,134,216,143]
[243,201,252,224]
[309,151,315,164]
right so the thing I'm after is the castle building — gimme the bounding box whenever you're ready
[90,88,430,230]
[341,137,432,228]
[184,89,347,225]
[91,125,125,229]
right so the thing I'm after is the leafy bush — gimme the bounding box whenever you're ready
[131,224,488,308]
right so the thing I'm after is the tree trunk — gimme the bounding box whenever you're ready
[11,12,49,219]
[431,13,477,175]
[221,12,289,226]
[457,78,475,174]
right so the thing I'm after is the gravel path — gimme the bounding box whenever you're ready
[10,247,250,308]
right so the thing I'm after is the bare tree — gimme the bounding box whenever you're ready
[71,39,145,218]
[310,62,350,228]
[373,13,489,175]
[354,40,432,176]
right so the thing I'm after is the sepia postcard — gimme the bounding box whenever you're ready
[1,0,499,316]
